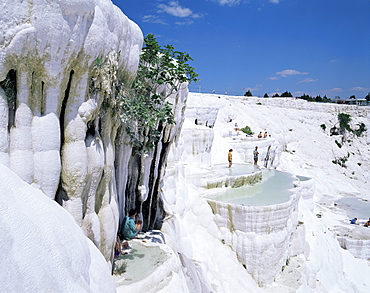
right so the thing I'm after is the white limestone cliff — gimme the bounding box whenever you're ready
[1,0,142,273]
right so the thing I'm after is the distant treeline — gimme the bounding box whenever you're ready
[244,90,370,103]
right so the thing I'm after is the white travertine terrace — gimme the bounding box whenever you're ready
[207,175,313,286]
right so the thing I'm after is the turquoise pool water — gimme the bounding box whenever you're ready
[207,169,295,206]
[114,240,168,285]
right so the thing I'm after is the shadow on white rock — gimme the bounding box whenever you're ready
[0,164,115,292]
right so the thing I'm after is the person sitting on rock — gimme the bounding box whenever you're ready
[263,131,268,138]
[122,208,142,240]
[257,132,263,138]
[364,218,370,227]
[350,217,358,225]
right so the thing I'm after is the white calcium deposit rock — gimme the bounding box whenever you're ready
[0,164,116,292]
[0,0,143,262]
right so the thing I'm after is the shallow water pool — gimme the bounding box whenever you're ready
[114,240,168,285]
[207,169,295,206]
[336,197,370,220]
[212,163,258,176]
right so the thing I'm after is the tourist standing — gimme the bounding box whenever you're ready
[228,149,233,168]
[253,146,259,165]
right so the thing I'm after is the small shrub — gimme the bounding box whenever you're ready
[113,261,127,275]
[240,125,254,135]
[332,153,350,168]
[353,123,367,137]
[335,140,342,148]
[320,124,326,131]
[338,113,352,132]
[358,162,362,166]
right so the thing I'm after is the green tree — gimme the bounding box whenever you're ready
[244,90,253,96]
[272,93,280,97]
[322,95,331,103]
[365,93,370,101]
[263,93,269,98]
[349,95,356,99]
[281,91,293,97]
[120,34,198,152]
[92,34,198,153]
[315,95,322,102]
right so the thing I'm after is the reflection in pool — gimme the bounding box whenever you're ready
[206,169,296,206]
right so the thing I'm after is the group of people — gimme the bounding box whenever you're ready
[350,217,370,227]
[257,131,268,139]
[115,208,142,257]
[233,123,270,139]
[227,146,259,168]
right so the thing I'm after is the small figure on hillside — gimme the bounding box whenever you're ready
[350,218,359,225]
[253,146,259,165]
[228,149,233,168]
[263,131,268,138]
[257,132,263,138]
[364,218,370,227]
[122,208,142,240]
[234,123,240,131]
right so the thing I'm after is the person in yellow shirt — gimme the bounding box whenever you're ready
[228,149,233,168]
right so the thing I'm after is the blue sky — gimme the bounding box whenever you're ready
[112,0,369,99]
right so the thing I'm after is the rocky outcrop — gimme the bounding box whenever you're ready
[1,0,189,266]
[0,0,144,263]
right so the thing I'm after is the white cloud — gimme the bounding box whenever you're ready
[142,15,167,25]
[331,88,343,93]
[276,69,308,77]
[299,78,318,83]
[191,13,205,19]
[243,84,262,91]
[158,1,193,17]
[351,86,368,91]
[175,20,194,25]
[269,0,280,4]
[293,91,306,96]
[329,59,337,63]
[268,76,279,80]
[211,0,241,6]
